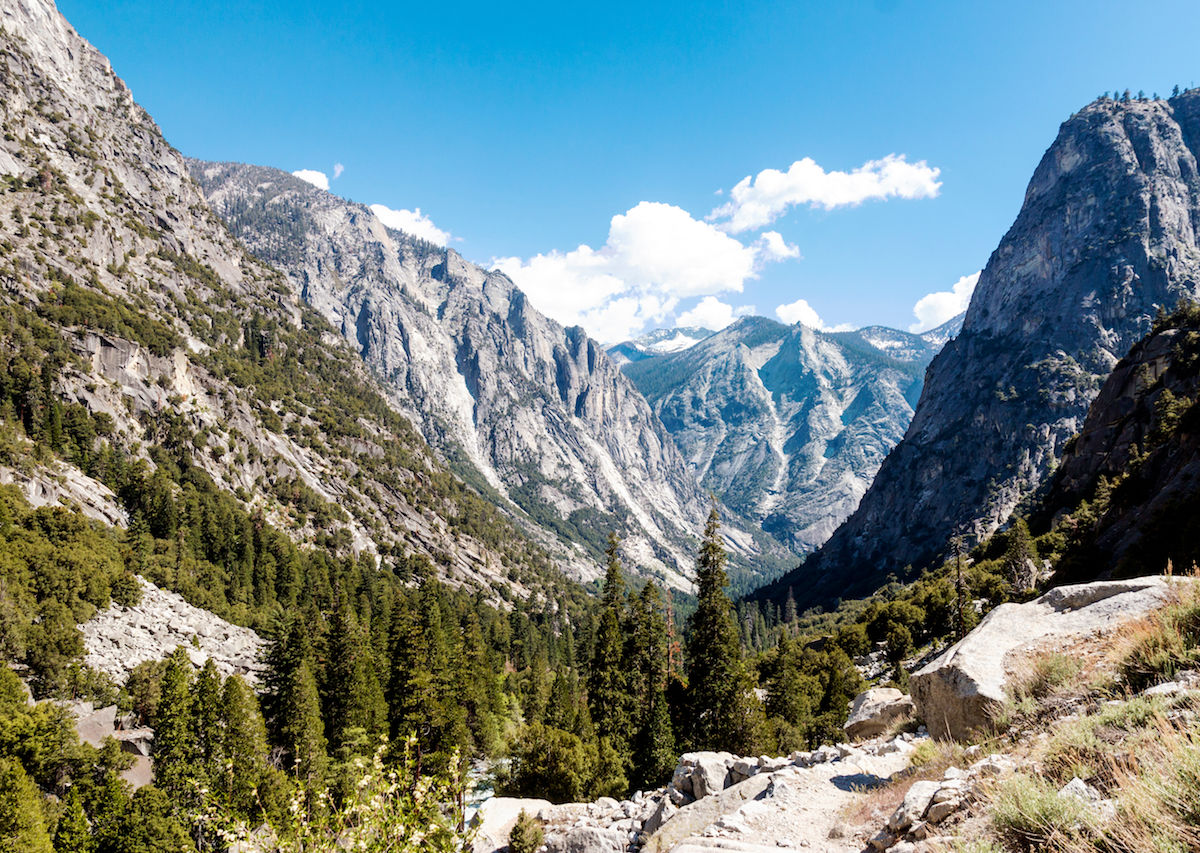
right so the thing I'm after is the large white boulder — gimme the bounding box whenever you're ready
[911,577,1183,740]
[471,797,553,853]
[844,688,915,739]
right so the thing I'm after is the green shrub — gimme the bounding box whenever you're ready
[508,810,544,853]
[990,772,1097,848]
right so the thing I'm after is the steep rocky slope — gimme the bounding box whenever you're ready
[621,316,956,553]
[190,162,791,589]
[0,0,580,600]
[759,92,1200,608]
[1033,305,1200,581]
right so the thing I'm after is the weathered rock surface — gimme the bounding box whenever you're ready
[81,577,263,684]
[911,577,1184,739]
[621,317,958,554]
[191,162,792,589]
[764,93,1200,609]
[844,688,916,739]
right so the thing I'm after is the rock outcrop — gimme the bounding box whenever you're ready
[761,93,1200,609]
[910,577,1183,740]
[190,162,792,589]
[622,317,956,553]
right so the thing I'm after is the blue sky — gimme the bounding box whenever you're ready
[59,0,1200,342]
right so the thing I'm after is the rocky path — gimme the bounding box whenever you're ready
[655,747,915,853]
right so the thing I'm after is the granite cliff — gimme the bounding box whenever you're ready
[760,92,1200,608]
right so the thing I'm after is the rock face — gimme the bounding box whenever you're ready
[191,162,790,588]
[844,688,916,739]
[910,577,1183,740]
[763,93,1200,608]
[621,316,957,553]
[82,578,264,684]
[1034,312,1200,580]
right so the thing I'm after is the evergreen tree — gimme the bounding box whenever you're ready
[1004,518,1037,593]
[587,533,632,751]
[684,504,760,754]
[190,659,223,783]
[264,617,328,783]
[220,675,272,819]
[0,757,53,853]
[152,647,197,799]
[324,587,385,753]
[389,576,467,770]
[627,582,675,791]
[53,790,94,853]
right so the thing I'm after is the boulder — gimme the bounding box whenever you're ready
[844,688,915,739]
[911,577,1184,740]
[544,826,625,853]
[643,772,773,853]
[888,780,940,831]
[471,797,553,853]
[690,752,732,799]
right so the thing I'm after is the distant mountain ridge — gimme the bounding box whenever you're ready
[757,92,1200,609]
[615,313,962,553]
[191,162,794,589]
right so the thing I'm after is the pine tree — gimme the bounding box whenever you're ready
[153,647,197,799]
[0,758,53,853]
[191,659,224,783]
[324,587,385,753]
[53,790,94,853]
[684,503,761,754]
[587,533,632,750]
[1004,518,1037,593]
[264,616,328,783]
[628,582,675,790]
[389,576,468,770]
[220,674,271,819]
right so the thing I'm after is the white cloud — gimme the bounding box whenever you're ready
[494,201,795,342]
[711,154,942,233]
[333,162,345,179]
[909,271,980,332]
[755,230,801,260]
[292,169,330,191]
[369,203,452,246]
[773,297,857,332]
[676,297,754,331]
[775,298,824,328]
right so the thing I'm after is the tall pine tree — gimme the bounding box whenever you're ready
[684,504,761,754]
[628,582,676,791]
[586,533,632,790]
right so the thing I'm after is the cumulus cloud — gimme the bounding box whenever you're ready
[774,297,856,332]
[775,298,824,328]
[369,203,452,246]
[676,297,754,331]
[755,230,801,260]
[909,271,980,332]
[292,168,330,191]
[333,162,345,179]
[494,201,795,342]
[711,154,942,233]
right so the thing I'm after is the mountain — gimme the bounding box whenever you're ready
[619,315,954,553]
[607,326,715,367]
[189,163,792,590]
[758,92,1200,609]
[0,0,586,601]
